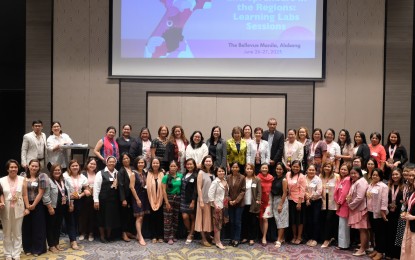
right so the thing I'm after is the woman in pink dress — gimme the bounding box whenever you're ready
[334,163,352,249]
[346,166,369,256]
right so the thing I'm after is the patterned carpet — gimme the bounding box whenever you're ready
[0,233,369,260]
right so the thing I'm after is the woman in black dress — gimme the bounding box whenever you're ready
[130,156,150,245]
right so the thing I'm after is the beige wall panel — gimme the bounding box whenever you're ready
[181,95,216,138]
[344,0,384,136]
[147,94,286,141]
[315,0,348,133]
[316,0,384,139]
[148,94,182,137]
[250,96,286,134]
[121,81,313,140]
[53,0,119,150]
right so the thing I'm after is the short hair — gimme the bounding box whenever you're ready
[230,161,240,172]
[267,118,277,125]
[122,124,132,130]
[253,127,263,134]
[370,132,382,142]
[157,125,169,137]
[215,166,226,177]
[231,126,243,138]
[32,120,43,126]
[134,156,147,169]
[287,128,297,135]
[324,128,336,139]
[5,159,20,171]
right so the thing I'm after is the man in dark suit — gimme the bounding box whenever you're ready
[262,118,284,175]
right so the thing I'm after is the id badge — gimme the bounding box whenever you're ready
[62,195,67,205]
[109,177,114,181]
[31,182,38,187]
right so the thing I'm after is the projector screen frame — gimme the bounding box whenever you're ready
[108,0,327,81]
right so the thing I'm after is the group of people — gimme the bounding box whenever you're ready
[0,118,413,259]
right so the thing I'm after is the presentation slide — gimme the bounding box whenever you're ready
[111,0,325,79]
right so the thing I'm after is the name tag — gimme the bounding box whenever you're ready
[189,179,194,183]
[339,185,343,189]
[176,177,181,181]
[292,180,297,185]
[109,178,114,181]
[31,182,38,187]
[328,183,335,187]
[16,184,22,192]
[309,183,316,188]
[252,183,257,188]
[371,189,379,194]
[371,152,378,157]
[144,185,147,189]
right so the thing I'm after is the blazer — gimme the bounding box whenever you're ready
[227,173,246,207]
[226,139,248,165]
[282,140,304,167]
[247,177,262,213]
[347,177,368,212]
[334,176,351,218]
[21,131,47,167]
[206,138,227,169]
[129,137,143,160]
[208,177,228,209]
[118,166,132,202]
[384,144,408,167]
[182,172,198,203]
[42,178,71,208]
[355,143,370,166]
[262,130,284,163]
[246,139,270,165]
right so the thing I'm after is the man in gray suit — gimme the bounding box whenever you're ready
[262,118,285,175]
[21,120,47,170]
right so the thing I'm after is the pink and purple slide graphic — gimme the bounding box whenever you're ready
[121,0,316,59]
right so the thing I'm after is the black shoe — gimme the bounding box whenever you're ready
[232,241,239,247]
[100,237,108,243]
[228,240,234,246]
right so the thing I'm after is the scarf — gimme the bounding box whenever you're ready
[146,171,164,211]
[102,136,119,160]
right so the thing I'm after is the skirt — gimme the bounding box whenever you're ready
[348,209,369,229]
[272,196,289,228]
[195,201,213,232]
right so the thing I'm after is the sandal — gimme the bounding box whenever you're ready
[294,239,302,245]
[185,234,193,245]
[249,240,255,246]
[291,238,297,244]
[275,241,282,248]
[71,241,79,250]
[309,240,317,247]
[151,238,157,244]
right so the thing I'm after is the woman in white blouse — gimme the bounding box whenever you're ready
[46,121,73,171]
[208,166,228,250]
[186,131,208,169]
[324,128,341,173]
[246,127,270,174]
[283,129,304,171]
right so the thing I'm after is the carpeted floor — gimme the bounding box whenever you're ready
[0,233,369,260]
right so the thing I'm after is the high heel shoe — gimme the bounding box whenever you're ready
[215,243,226,250]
